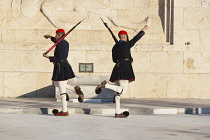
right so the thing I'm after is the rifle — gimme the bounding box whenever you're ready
[100,17,118,43]
[44,18,85,55]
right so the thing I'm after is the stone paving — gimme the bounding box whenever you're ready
[0,114,210,140]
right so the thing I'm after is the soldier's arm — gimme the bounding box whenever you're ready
[43,35,55,60]
[129,25,148,47]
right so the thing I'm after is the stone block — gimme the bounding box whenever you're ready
[102,109,128,115]
[136,33,166,45]
[21,50,53,72]
[0,42,38,51]
[183,8,200,29]
[86,51,114,73]
[0,50,21,71]
[88,9,117,30]
[0,108,23,114]
[0,30,1,41]
[68,75,109,84]
[132,51,151,73]
[69,42,102,51]
[200,30,210,51]
[75,108,102,114]
[167,74,210,99]
[174,8,184,29]
[146,16,164,34]
[38,29,55,44]
[117,8,156,32]
[151,52,183,73]
[36,72,54,98]
[8,16,53,29]
[134,74,168,98]
[3,72,37,97]
[174,0,200,8]
[89,0,111,9]
[201,108,210,114]
[166,74,199,98]
[38,43,55,52]
[145,45,172,52]
[113,0,134,9]
[174,29,201,51]
[199,8,210,29]
[101,42,115,51]
[67,51,87,73]
[2,29,39,42]
[184,52,210,73]
[135,44,149,52]
[73,99,101,103]
[197,74,210,99]
[0,73,3,97]
[153,108,178,114]
[49,11,87,29]
[68,30,112,42]
[128,108,153,115]
[133,0,151,8]
[177,108,186,114]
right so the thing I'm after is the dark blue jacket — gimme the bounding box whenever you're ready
[49,37,75,81]
[112,31,145,63]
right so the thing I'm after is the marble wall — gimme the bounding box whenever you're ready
[0,0,210,99]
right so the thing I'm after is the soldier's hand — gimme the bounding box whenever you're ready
[104,23,108,28]
[44,35,52,39]
[142,25,149,31]
[42,53,50,59]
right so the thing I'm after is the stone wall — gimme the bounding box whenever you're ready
[0,0,210,99]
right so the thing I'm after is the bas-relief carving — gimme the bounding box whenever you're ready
[9,0,164,33]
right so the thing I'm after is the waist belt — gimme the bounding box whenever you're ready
[55,60,68,64]
[116,58,130,63]
[61,60,67,62]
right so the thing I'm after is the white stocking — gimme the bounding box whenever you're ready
[105,83,123,93]
[115,95,121,114]
[56,80,68,112]
[107,80,129,114]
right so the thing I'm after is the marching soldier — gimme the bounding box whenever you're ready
[43,29,84,116]
[96,25,149,118]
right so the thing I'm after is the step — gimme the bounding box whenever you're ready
[1,107,210,115]
[55,76,115,102]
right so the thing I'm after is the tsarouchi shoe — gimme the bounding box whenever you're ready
[74,86,84,103]
[95,80,107,94]
[54,111,69,116]
[115,111,129,118]
[52,109,69,116]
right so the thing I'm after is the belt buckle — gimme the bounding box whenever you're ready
[117,63,120,67]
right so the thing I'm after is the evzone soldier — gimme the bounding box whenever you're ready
[43,29,84,116]
[96,23,149,118]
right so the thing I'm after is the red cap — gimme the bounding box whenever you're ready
[118,30,127,35]
[56,29,65,33]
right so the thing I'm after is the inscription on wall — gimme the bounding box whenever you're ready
[201,0,210,7]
